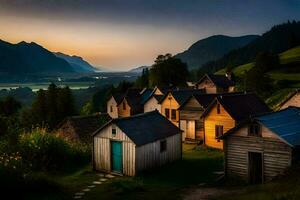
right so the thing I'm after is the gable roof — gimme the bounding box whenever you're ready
[178,93,218,110]
[112,93,125,104]
[140,88,154,105]
[201,93,270,121]
[94,111,181,146]
[222,107,300,148]
[278,89,300,109]
[196,74,235,88]
[58,113,112,139]
[159,89,205,105]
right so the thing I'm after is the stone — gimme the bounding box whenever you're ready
[105,174,115,178]
[97,173,105,177]
[99,178,107,182]
[75,192,84,196]
[93,181,102,184]
[82,188,91,192]
[88,185,95,188]
[74,196,82,199]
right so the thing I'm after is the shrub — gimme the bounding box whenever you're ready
[18,128,90,171]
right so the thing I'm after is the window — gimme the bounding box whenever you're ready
[165,108,170,119]
[217,104,221,114]
[215,125,223,138]
[112,125,116,136]
[123,101,126,110]
[110,106,113,113]
[160,140,167,152]
[171,109,176,120]
[248,123,261,136]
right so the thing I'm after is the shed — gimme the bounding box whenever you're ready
[93,111,182,176]
[195,74,235,93]
[57,113,111,143]
[221,107,300,183]
[201,93,270,149]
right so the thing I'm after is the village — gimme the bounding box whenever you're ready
[55,72,300,199]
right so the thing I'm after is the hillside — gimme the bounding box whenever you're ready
[0,40,74,75]
[174,35,259,70]
[202,21,300,73]
[54,52,97,73]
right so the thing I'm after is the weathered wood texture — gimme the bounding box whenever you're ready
[94,124,136,176]
[160,93,180,127]
[204,103,235,149]
[144,96,161,113]
[225,126,292,182]
[135,134,181,172]
[280,92,300,110]
[118,99,131,118]
[179,96,204,141]
[107,97,118,118]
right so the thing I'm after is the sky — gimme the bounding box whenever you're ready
[0,0,300,71]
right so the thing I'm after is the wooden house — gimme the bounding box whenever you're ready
[117,89,144,118]
[195,74,235,93]
[107,93,124,118]
[201,93,270,149]
[159,89,205,127]
[57,113,111,143]
[178,94,217,142]
[93,111,182,176]
[279,89,300,110]
[221,107,300,183]
[143,94,163,113]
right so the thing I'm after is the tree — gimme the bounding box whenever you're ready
[31,89,48,126]
[0,96,21,117]
[255,51,280,72]
[135,68,149,88]
[57,86,76,119]
[149,54,189,87]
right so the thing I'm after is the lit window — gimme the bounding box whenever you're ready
[160,140,167,152]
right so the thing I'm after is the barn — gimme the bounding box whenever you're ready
[92,110,182,176]
[221,107,300,184]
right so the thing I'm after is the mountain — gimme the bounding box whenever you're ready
[174,35,259,70]
[201,21,300,73]
[54,52,97,72]
[0,40,74,74]
[129,66,151,73]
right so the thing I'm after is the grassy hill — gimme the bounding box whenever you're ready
[216,46,300,110]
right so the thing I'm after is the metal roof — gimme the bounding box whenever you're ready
[255,107,300,147]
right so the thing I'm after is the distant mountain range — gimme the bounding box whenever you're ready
[54,52,97,72]
[129,66,151,73]
[0,40,99,76]
[174,35,259,70]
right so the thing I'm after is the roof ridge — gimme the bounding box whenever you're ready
[114,110,159,121]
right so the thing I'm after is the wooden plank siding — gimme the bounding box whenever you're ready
[179,96,205,141]
[107,97,118,118]
[135,134,181,173]
[118,99,131,118]
[225,126,293,182]
[204,103,235,149]
[93,124,136,176]
[144,97,161,113]
[160,93,180,127]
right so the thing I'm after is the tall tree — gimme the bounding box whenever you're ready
[149,54,189,87]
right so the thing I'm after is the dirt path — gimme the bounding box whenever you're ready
[183,187,244,200]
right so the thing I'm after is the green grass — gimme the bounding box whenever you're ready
[265,88,294,110]
[217,165,300,200]
[19,144,223,200]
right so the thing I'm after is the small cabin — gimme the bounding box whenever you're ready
[107,93,124,118]
[195,74,235,93]
[221,107,300,184]
[279,89,300,110]
[178,94,217,142]
[117,89,144,118]
[159,89,205,127]
[143,94,163,113]
[93,111,182,176]
[201,93,270,149]
[57,113,111,143]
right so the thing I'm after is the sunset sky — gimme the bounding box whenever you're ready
[0,0,300,70]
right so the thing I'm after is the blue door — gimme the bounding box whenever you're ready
[111,141,122,173]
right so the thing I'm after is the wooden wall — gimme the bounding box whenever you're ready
[118,99,131,118]
[144,97,161,113]
[225,125,292,182]
[107,97,118,118]
[160,93,180,127]
[179,96,205,141]
[204,103,235,149]
[93,124,136,176]
[135,134,181,172]
[280,92,300,110]
[196,78,217,93]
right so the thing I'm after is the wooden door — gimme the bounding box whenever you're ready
[248,152,263,184]
[111,141,123,173]
[186,120,195,139]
